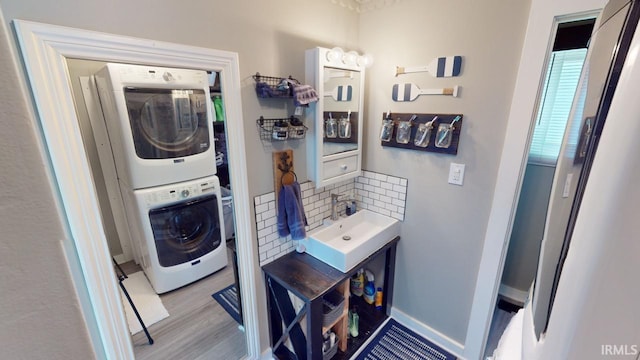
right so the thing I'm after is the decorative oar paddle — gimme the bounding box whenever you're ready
[392,83,460,102]
[395,55,462,77]
[324,85,353,101]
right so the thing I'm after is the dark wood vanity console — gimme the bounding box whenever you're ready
[262,236,399,360]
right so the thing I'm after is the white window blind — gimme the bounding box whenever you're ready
[529,48,588,165]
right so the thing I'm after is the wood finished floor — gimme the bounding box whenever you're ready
[119,247,247,360]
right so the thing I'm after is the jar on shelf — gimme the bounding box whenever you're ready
[380,119,394,142]
[288,117,306,139]
[338,117,351,139]
[325,117,337,138]
[272,120,289,140]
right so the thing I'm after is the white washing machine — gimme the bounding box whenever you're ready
[94,63,217,189]
[123,175,228,294]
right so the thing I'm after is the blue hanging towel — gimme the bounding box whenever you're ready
[277,181,308,240]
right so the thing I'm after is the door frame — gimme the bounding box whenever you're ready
[462,3,604,359]
[13,19,260,359]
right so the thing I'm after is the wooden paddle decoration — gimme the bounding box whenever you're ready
[324,85,353,101]
[396,56,463,77]
[392,83,460,102]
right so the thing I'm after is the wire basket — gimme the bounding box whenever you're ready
[322,290,345,327]
[256,116,307,141]
[252,72,299,98]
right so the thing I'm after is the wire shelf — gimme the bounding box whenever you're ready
[252,72,300,98]
[256,116,307,141]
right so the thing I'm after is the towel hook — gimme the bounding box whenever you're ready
[281,170,298,186]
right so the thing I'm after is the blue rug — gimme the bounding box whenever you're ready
[212,284,241,324]
[356,318,457,360]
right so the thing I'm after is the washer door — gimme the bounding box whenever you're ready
[124,87,211,159]
[149,194,222,267]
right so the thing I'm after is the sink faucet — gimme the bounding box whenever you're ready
[331,193,355,221]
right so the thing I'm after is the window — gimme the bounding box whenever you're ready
[528,48,588,165]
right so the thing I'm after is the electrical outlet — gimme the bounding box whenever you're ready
[448,163,465,186]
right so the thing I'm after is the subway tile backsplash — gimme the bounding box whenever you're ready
[254,171,407,266]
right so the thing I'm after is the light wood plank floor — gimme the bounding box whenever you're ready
[119,246,247,360]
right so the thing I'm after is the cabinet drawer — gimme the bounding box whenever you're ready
[323,155,358,179]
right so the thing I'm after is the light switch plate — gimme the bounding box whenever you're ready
[448,163,465,186]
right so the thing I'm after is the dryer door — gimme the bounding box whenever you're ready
[149,194,222,267]
[124,87,211,159]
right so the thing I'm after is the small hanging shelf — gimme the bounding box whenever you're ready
[253,72,300,98]
[256,116,308,141]
[380,112,463,155]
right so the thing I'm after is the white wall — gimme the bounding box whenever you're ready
[358,0,531,349]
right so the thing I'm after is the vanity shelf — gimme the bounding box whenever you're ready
[262,236,399,360]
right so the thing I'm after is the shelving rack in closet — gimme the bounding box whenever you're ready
[209,71,229,187]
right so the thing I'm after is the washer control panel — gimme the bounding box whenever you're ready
[108,63,207,87]
[143,177,219,206]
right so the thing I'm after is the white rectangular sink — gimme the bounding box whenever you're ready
[302,209,400,272]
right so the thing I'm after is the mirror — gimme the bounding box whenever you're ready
[322,67,361,155]
[305,47,366,188]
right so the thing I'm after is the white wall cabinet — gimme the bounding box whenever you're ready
[305,47,365,188]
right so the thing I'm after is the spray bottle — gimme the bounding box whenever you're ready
[363,269,376,304]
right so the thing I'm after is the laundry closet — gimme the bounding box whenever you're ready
[69,61,231,294]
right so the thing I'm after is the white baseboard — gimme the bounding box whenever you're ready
[261,347,273,360]
[113,253,127,264]
[498,284,528,306]
[390,307,466,359]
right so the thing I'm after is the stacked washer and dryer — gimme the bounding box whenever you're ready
[94,63,228,294]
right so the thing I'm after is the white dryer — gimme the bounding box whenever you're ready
[95,63,216,189]
[123,175,228,294]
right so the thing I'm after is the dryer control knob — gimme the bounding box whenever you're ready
[163,72,174,82]
[181,189,190,198]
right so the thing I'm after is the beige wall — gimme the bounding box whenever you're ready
[0,0,564,356]
[358,0,531,343]
[501,164,554,295]
[0,0,358,357]
[0,13,95,359]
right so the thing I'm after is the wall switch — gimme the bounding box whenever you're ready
[448,163,465,186]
